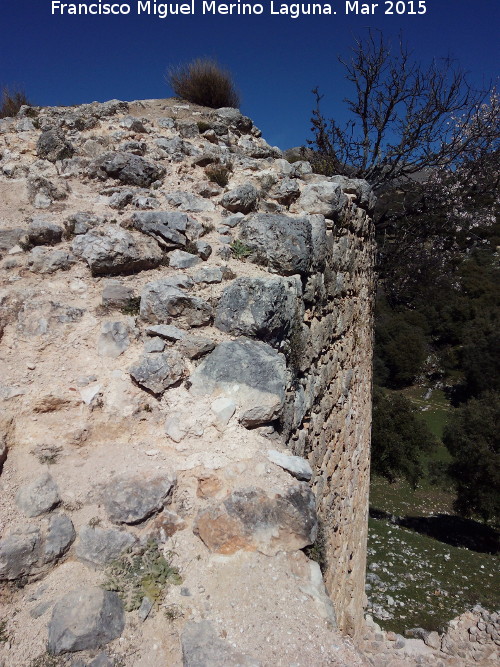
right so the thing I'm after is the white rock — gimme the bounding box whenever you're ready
[267,449,313,481]
[211,398,236,430]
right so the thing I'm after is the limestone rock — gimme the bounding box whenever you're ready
[98,321,133,358]
[43,514,76,563]
[47,587,125,654]
[194,484,317,556]
[89,151,165,186]
[22,218,63,247]
[37,129,74,162]
[144,336,165,353]
[181,620,261,667]
[132,210,193,249]
[267,449,313,481]
[215,276,298,346]
[220,184,258,214]
[140,279,213,327]
[129,350,185,395]
[177,334,215,359]
[72,226,162,276]
[76,526,136,566]
[239,213,312,275]
[169,249,201,269]
[0,228,26,254]
[16,472,61,517]
[0,525,41,580]
[120,115,147,133]
[211,397,236,429]
[28,247,76,274]
[101,281,135,308]
[192,239,212,260]
[295,180,347,219]
[145,324,186,341]
[166,191,215,212]
[193,267,223,284]
[100,472,176,524]
[190,338,287,427]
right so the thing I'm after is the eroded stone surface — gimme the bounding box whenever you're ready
[100,472,176,524]
[182,620,261,667]
[190,338,287,427]
[16,472,61,517]
[72,227,162,276]
[129,350,185,394]
[239,213,312,275]
[48,587,125,654]
[195,484,317,556]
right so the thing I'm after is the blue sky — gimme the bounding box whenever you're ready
[1,0,498,148]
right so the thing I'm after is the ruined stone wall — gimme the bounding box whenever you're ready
[285,180,375,636]
[0,98,375,665]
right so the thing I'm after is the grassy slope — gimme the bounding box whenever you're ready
[367,385,500,633]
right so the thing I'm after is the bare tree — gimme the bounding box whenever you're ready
[308,30,493,191]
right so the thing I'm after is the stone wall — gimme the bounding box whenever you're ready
[0,98,375,664]
[285,179,376,636]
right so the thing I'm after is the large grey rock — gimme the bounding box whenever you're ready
[0,228,26,254]
[166,191,215,212]
[220,184,258,214]
[273,178,300,205]
[100,472,176,524]
[72,227,162,276]
[215,276,298,346]
[76,526,136,566]
[0,525,41,580]
[295,180,347,219]
[239,213,312,275]
[16,472,61,517]
[140,279,212,327]
[28,247,76,274]
[22,218,63,247]
[194,484,317,556]
[190,338,287,427]
[89,151,165,186]
[48,587,125,654]
[98,321,133,358]
[181,620,260,667]
[37,129,74,162]
[132,210,194,248]
[267,449,313,481]
[169,250,201,269]
[129,350,185,395]
[329,175,376,212]
[43,514,76,563]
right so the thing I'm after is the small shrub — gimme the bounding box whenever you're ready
[196,120,212,133]
[167,58,240,109]
[205,164,231,187]
[0,86,30,119]
[230,239,252,259]
[103,539,182,612]
[120,297,141,316]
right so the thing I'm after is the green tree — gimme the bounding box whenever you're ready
[371,387,437,487]
[443,393,500,522]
